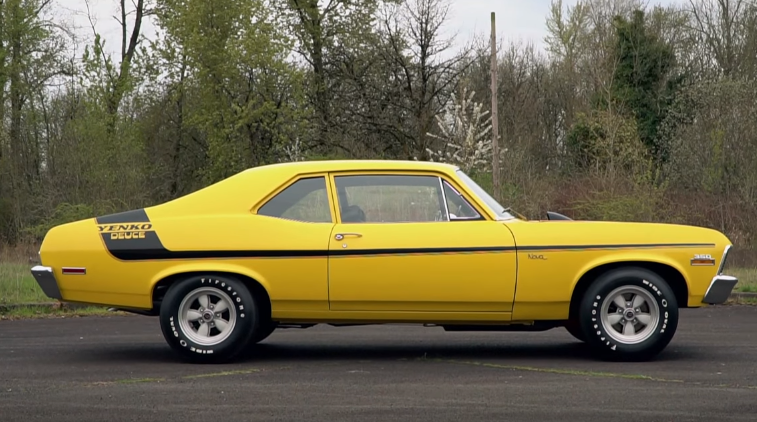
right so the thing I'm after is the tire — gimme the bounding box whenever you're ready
[578,267,679,361]
[250,321,278,345]
[159,274,258,363]
[564,321,586,342]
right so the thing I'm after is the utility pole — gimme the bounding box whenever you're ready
[490,12,500,197]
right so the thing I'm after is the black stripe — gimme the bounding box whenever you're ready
[331,246,514,256]
[96,209,150,224]
[517,243,715,251]
[106,246,515,261]
[102,243,715,261]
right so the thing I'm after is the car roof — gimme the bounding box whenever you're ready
[242,159,459,175]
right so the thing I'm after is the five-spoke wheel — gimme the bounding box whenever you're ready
[178,287,237,347]
[600,286,659,345]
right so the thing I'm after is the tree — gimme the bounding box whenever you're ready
[609,9,683,162]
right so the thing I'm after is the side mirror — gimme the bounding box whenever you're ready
[546,211,572,221]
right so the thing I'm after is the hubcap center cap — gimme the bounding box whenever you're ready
[624,309,635,320]
[202,310,214,321]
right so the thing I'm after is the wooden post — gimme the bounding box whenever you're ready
[490,12,500,197]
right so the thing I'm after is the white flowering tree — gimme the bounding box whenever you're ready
[423,88,501,173]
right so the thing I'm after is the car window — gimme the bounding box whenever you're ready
[455,169,515,220]
[258,176,332,222]
[333,174,446,223]
[442,181,482,220]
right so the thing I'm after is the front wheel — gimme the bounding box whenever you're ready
[159,274,258,363]
[579,267,679,361]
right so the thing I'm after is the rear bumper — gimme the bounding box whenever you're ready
[702,275,738,304]
[30,265,63,300]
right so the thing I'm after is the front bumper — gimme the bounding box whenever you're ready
[702,275,738,304]
[702,244,737,305]
[30,265,63,300]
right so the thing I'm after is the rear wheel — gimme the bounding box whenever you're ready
[578,267,679,361]
[159,274,258,363]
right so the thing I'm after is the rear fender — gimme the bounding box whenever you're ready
[149,262,271,299]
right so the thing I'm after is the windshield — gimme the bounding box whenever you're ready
[455,170,516,220]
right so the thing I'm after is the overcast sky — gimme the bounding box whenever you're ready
[57,0,680,59]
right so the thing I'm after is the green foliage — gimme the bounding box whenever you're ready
[570,180,669,223]
[22,203,94,241]
[565,110,648,176]
[1,0,757,253]
[157,0,307,183]
[608,9,683,162]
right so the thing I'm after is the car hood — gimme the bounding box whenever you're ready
[503,219,732,249]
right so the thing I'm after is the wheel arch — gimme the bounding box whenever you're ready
[151,269,272,322]
[568,261,689,322]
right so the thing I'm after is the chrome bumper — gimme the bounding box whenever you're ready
[30,265,63,300]
[703,275,738,304]
[702,244,738,304]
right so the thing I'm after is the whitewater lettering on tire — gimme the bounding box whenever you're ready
[590,294,620,351]
[642,279,669,334]
[200,278,246,319]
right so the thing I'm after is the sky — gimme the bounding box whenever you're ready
[56,0,680,60]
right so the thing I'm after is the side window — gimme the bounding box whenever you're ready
[258,177,332,222]
[442,181,482,220]
[334,174,446,223]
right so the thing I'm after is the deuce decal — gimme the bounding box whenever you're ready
[95,209,171,260]
[98,223,153,240]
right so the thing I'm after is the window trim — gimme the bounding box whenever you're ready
[327,170,492,224]
[442,180,485,221]
[253,173,336,223]
[438,177,451,222]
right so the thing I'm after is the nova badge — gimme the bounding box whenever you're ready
[528,254,547,260]
[690,254,715,266]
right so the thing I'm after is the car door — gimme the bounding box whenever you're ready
[326,171,517,313]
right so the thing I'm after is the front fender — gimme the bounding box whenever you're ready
[569,251,691,298]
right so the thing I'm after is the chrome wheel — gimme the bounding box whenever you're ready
[178,287,237,347]
[600,285,659,345]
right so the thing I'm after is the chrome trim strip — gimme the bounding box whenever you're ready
[438,177,450,221]
[703,274,738,304]
[717,244,732,275]
[30,265,63,300]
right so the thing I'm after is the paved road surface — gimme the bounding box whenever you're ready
[2,305,757,422]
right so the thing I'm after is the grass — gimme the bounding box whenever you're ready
[730,267,757,293]
[0,261,49,305]
[0,248,127,319]
[0,305,122,320]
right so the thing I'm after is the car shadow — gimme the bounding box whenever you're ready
[70,337,697,366]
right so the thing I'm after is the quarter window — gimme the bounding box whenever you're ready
[334,174,447,223]
[442,182,482,220]
[258,176,332,222]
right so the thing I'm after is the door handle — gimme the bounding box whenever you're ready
[334,233,362,240]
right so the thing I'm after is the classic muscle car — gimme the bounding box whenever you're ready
[31,160,737,363]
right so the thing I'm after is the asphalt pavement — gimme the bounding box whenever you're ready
[1,305,757,422]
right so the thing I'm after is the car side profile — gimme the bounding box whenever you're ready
[31,160,737,363]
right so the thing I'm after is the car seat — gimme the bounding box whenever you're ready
[341,205,366,223]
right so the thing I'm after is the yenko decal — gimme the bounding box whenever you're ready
[98,223,154,240]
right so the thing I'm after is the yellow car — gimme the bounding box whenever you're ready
[31,160,737,362]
